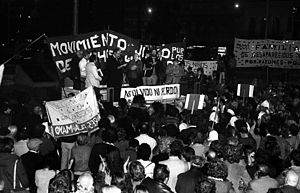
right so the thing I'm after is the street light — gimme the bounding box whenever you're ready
[147,7,152,14]
[234,3,240,8]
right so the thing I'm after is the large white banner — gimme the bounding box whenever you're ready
[120,84,180,103]
[45,86,100,137]
[234,38,300,68]
[184,60,218,76]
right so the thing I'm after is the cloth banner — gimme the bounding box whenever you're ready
[237,84,254,98]
[46,30,186,78]
[184,60,218,76]
[45,86,100,137]
[234,38,300,68]
[120,84,180,103]
[0,64,4,86]
[184,94,205,110]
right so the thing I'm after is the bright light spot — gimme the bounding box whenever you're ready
[28,16,31,19]
[234,3,239,8]
[147,8,152,14]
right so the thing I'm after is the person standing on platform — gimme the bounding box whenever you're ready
[85,54,102,89]
[126,53,143,87]
[78,52,90,90]
[70,51,83,90]
[106,48,127,101]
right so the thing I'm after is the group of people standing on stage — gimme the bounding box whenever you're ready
[69,48,186,92]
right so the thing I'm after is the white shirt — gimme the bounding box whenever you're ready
[14,139,29,157]
[135,134,157,151]
[159,156,189,192]
[79,58,88,78]
[137,159,155,179]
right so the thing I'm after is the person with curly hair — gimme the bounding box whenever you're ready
[223,138,251,193]
[194,177,216,193]
[207,160,235,193]
[129,161,146,191]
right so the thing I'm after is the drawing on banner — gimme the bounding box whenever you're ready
[120,84,180,104]
[234,38,300,68]
[184,60,218,76]
[45,86,100,137]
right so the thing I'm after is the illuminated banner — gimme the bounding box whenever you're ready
[184,60,218,76]
[46,31,185,78]
[45,87,100,137]
[120,84,180,103]
[234,38,300,68]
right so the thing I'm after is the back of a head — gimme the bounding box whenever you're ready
[0,137,14,153]
[102,127,118,143]
[169,140,184,157]
[134,185,149,193]
[153,164,170,183]
[129,139,139,148]
[234,119,248,134]
[182,146,195,162]
[285,169,299,187]
[138,122,149,134]
[195,178,216,193]
[137,143,151,161]
[77,172,94,193]
[291,150,300,166]
[207,160,228,180]
[129,161,145,182]
[77,134,89,146]
[102,185,121,193]
[256,164,270,178]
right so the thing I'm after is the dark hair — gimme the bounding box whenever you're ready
[118,98,127,109]
[0,137,14,153]
[264,136,281,157]
[182,146,195,162]
[256,164,270,177]
[291,149,300,166]
[138,122,149,134]
[49,169,73,193]
[113,48,121,54]
[129,139,139,148]
[289,124,299,136]
[151,102,164,114]
[169,140,184,157]
[235,120,248,134]
[207,160,228,180]
[166,124,179,138]
[77,134,88,145]
[102,128,118,143]
[134,185,149,193]
[166,105,179,117]
[197,68,204,74]
[223,144,243,164]
[153,164,169,183]
[132,95,146,106]
[105,146,123,175]
[137,143,151,161]
[89,54,97,62]
[16,130,29,141]
[195,178,216,193]
[129,161,145,181]
[111,171,132,192]
[98,118,111,129]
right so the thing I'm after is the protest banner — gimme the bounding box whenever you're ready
[184,94,205,113]
[184,60,218,76]
[120,84,180,103]
[237,84,254,98]
[160,42,185,65]
[234,38,300,68]
[45,86,100,137]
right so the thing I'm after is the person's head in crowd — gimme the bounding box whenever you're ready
[101,185,121,193]
[235,119,248,134]
[243,145,256,166]
[33,105,43,116]
[116,128,127,142]
[151,102,164,115]
[264,136,281,157]
[129,161,145,182]
[166,104,179,117]
[223,143,243,164]
[206,150,217,162]
[209,141,223,159]
[7,125,17,139]
[151,49,157,57]
[289,124,299,137]
[111,171,132,192]
[134,185,149,193]
[27,138,43,152]
[98,118,111,130]
[285,169,299,187]
[83,51,90,60]
[157,135,174,154]
[290,149,300,166]
[132,95,146,108]
[191,155,206,168]
[137,143,152,161]
[0,127,10,137]
[194,178,216,193]
[129,139,139,149]
[182,146,195,162]
[169,140,184,158]
[197,68,204,77]
[112,48,121,58]
[165,124,179,138]
[118,98,128,110]
[105,145,123,175]
[0,137,14,153]
[31,124,46,138]
[88,54,97,63]
[76,50,83,58]
[137,122,149,135]
[16,129,29,141]
[76,172,94,193]
[207,160,228,180]
[102,127,118,144]
[77,134,89,146]
[254,164,270,179]
[49,169,73,193]
[153,164,170,184]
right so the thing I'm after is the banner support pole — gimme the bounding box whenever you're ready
[266,66,269,86]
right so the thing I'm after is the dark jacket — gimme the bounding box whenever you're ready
[106,55,123,88]
[21,151,44,193]
[175,167,204,193]
[268,185,300,193]
[141,177,174,193]
[0,153,29,193]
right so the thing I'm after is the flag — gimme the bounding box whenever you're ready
[237,84,254,98]
[0,64,4,86]
[45,86,100,137]
[184,94,205,111]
